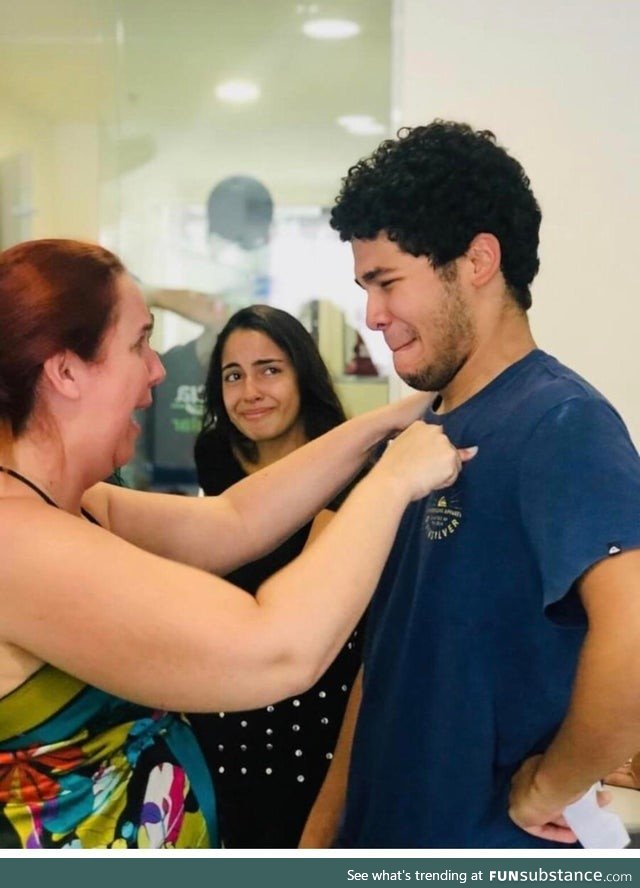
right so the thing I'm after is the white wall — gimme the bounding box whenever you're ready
[395,0,640,442]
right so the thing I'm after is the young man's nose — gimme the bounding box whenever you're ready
[365,292,390,331]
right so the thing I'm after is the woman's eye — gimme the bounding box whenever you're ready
[134,329,154,353]
[264,366,280,376]
[223,372,240,383]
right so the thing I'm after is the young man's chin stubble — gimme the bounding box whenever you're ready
[401,353,467,394]
[401,281,476,393]
[399,318,475,393]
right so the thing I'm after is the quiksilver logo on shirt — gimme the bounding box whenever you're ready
[423,490,462,541]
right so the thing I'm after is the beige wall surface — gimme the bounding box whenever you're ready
[395,0,639,442]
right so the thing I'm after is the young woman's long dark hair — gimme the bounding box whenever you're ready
[197,304,347,465]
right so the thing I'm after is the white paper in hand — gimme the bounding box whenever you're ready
[563,782,630,849]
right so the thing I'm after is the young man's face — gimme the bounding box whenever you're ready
[353,232,476,392]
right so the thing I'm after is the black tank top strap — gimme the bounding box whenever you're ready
[0,466,57,506]
[0,466,101,525]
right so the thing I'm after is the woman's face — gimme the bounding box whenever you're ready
[84,273,165,471]
[221,328,303,445]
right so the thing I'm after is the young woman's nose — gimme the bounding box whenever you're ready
[241,375,263,401]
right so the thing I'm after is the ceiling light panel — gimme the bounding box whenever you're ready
[337,114,385,135]
[302,18,360,40]
[215,79,260,104]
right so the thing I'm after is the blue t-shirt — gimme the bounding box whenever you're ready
[339,350,640,849]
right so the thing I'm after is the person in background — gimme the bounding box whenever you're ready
[190,305,363,848]
[131,284,229,493]
[132,175,274,493]
[301,120,640,849]
[0,237,475,849]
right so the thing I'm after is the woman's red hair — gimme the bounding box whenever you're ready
[0,239,124,436]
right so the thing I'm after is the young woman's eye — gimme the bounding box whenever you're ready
[223,371,240,384]
[263,366,281,376]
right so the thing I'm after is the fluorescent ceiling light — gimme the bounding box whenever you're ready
[302,18,360,40]
[215,80,260,104]
[337,115,386,136]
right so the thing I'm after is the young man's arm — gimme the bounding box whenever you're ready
[509,549,640,843]
[299,667,363,847]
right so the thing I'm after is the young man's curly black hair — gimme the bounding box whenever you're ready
[330,120,542,310]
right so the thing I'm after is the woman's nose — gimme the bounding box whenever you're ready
[241,376,263,401]
[149,350,166,387]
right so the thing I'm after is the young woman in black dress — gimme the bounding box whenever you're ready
[191,305,363,848]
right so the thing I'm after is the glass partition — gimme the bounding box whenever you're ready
[0,0,394,490]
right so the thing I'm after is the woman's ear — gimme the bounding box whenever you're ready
[466,233,502,288]
[41,351,82,400]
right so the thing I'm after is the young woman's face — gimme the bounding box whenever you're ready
[220,328,303,445]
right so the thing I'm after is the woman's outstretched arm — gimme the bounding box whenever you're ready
[85,393,436,574]
[3,422,475,713]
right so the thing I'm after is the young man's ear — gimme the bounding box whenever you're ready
[41,351,82,400]
[466,233,502,288]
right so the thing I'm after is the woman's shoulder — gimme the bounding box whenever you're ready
[0,496,95,554]
[0,498,89,610]
[0,494,63,529]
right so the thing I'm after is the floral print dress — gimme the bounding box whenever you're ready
[0,664,217,848]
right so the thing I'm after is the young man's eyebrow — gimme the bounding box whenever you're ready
[356,266,396,287]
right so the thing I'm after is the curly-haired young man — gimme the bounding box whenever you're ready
[301,121,640,849]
